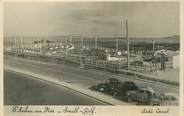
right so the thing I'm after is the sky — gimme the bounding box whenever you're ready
[4,2,180,38]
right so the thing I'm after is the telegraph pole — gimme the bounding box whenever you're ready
[21,38,24,48]
[65,38,67,46]
[80,36,82,66]
[20,38,23,53]
[81,35,83,47]
[116,38,120,72]
[15,38,17,52]
[116,38,119,52]
[95,35,97,49]
[12,39,14,49]
[13,39,15,52]
[152,40,155,52]
[152,40,157,72]
[60,40,62,52]
[65,38,68,57]
[70,36,72,45]
[125,19,129,70]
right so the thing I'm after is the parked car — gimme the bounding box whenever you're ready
[159,93,178,106]
[125,86,161,105]
[113,81,138,97]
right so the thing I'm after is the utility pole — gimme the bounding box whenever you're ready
[152,40,157,72]
[80,35,82,64]
[13,39,15,52]
[80,35,84,67]
[12,39,14,49]
[65,38,68,57]
[60,40,63,47]
[70,36,72,45]
[116,38,120,72]
[37,39,40,54]
[18,39,20,53]
[116,38,119,52]
[20,38,23,48]
[40,40,42,54]
[125,19,129,70]
[20,38,23,53]
[15,38,17,53]
[65,38,67,46]
[152,40,155,52]
[81,35,83,47]
[60,41,62,53]
[14,38,16,49]
[95,35,98,49]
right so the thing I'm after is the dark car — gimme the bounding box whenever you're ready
[126,86,161,105]
[113,81,138,97]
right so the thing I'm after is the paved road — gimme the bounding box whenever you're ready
[4,56,179,96]
[4,70,107,105]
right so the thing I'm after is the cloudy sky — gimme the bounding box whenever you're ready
[4,2,179,38]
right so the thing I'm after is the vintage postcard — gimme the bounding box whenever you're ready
[1,0,183,116]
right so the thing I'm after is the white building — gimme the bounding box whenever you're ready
[172,55,180,69]
[166,50,180,69]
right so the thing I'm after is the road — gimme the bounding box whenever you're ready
[4,70,107,105]
[4,56,179,96]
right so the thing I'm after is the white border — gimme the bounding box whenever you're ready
[1,0,183,116]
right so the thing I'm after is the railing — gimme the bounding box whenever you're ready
[4,49,179,86]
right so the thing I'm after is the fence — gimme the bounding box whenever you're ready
[4,49,179,86]
[5,48,153,72]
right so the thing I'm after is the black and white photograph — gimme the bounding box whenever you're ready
[3,1,180,107]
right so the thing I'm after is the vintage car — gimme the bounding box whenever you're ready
[159,92,178,106]
[90,78,139,97]
[125,86,161,105]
